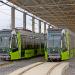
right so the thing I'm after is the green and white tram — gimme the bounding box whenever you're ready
[45,28,75,61]
[0,29,45,60]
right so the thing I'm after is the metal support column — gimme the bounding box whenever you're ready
[23,12,26,29]
[44,22,46,34]
[32,17,35,33]
[39,20,41,33]
[11,7,15,29]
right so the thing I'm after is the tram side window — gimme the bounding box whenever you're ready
[29,36,34,49]
[21,35,26,50]
[11,35,18,52]
[62,34,67,51]
[36,37,40,49]
[41,41,44,49]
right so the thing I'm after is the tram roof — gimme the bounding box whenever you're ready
[8,0,75,32]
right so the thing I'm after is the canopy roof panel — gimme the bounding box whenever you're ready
[8,0,75,32]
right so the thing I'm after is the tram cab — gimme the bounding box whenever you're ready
[47,28,62,60]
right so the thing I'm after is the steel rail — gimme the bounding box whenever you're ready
[18,62,45,75]
[47,62,61,75]
[0,62,13,67]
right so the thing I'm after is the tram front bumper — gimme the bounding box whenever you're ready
[48,54,60,59]
[0,54,10,60]
[48,55,60,59]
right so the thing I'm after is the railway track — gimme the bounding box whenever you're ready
[0,61,13,67]
[18,62,45,75]
[9,62,68,75]
[47,63,61,75]
[17,62,61,75]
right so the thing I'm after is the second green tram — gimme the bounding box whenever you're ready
[45,28,75,61]
[0,29,45,60]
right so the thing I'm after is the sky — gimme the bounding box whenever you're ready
[0,0,48,33]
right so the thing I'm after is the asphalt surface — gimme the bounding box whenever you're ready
[0,57,45,75]
[0,57,74,75]
[21,62,60,75]
[64,58,75,75]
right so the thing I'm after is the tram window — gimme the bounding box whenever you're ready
[0,36,11,53]
[41,43,44,48]
[62,35,67,51]
[0,36,10,48]
[12,48,18,52]
[21,35,26,50]
[0,37,2,42]
[11,35,18,52]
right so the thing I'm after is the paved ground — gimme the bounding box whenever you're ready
[21,62,59,75]
[65,58,75,75]
[0,59,10,64]
[0,57,74,75]
[0,57,45,75]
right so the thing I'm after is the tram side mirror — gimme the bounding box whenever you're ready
[62,48,67,52]
[12,48,18,52]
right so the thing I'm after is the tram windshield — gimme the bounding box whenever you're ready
[0,36,11,53]
[47,30,61,53]
[47,30,61,48]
